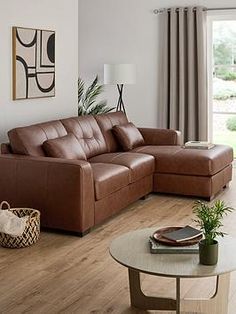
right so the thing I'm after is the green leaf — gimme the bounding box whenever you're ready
[78,78,84,104]
[78,75,114,116]
[192,200,234,243]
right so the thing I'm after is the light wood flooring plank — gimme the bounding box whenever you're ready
[0,171,236,314]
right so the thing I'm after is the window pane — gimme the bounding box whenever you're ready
[212,20,236,158]
[213,88,236,113]
[213,21,236,67]
[213,113,236,156]
[213,21,236,115]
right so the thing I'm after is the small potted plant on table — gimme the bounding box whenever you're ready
[193,200,233,265]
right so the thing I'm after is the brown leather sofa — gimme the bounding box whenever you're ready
[0,112,233,235]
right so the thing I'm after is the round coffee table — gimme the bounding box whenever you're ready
[110,228,236,314]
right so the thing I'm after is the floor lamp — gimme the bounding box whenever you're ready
[104,64,136,115]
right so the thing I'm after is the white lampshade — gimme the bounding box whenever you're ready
[104,64,136,85]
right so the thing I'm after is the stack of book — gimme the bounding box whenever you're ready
[184,141,215,150]
[149,225,202,254]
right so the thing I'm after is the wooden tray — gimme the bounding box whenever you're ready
[152,227,202,247]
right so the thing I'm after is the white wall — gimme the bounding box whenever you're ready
[78,0,236,127]
[0,0,78,143]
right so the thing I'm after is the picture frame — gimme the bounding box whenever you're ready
[12,26,55,100]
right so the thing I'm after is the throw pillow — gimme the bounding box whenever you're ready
[43,133,87,160]
[113,122,145,151]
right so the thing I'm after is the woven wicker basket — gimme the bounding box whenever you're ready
[0,201,40,248]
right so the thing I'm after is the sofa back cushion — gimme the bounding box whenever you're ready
[113,122,145,151]
[43,133,87,160]
[95,111,128,152]
[61,116,107,158]
[8,120,67,156]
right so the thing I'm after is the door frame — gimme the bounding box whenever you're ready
[207,10,236,141]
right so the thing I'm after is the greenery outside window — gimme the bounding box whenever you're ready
[212,20,236,157]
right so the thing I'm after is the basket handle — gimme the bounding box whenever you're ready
[0,201,11,210]
[29,210,39,219]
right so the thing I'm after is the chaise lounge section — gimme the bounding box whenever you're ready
[0,112,233,235]
[132,144,233,201]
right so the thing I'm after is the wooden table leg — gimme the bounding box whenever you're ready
[128,270,230,313]
[176,277,181,314]
[128,268,176,311]
[180,273,230,314]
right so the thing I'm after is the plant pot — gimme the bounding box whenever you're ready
[199,239,219,265]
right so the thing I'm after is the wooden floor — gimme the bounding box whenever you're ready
[1,170,236,314]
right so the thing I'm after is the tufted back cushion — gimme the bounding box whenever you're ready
[61,116,107,158]
[95,111,128,152]
[8,120,67,156]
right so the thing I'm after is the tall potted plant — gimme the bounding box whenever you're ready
[193,200,233,265]
[78,76,115,115]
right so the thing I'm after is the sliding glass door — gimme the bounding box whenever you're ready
[208,14,236,157]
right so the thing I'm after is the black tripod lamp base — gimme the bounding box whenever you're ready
[116,84,126,115]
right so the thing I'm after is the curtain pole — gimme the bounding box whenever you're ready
[153,7,236,14]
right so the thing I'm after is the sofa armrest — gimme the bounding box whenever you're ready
[138,128,182,146]
[1,143,12,154]
[0,154,94,233]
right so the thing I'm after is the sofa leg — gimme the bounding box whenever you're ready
[204,183,229,202]
[205,183,230,202]
[204,195,214,202]
[140,195,148,200]
[77,228,91,237]
[42,227,91,237]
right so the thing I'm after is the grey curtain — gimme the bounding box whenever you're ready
[158,7,208,142]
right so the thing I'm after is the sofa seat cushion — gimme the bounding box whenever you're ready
[91,163,130,200]
[132,145,233,176]
[43,134,87,160]
[89,152,155,182]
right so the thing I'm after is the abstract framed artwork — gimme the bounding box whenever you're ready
[12,26,55,100]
